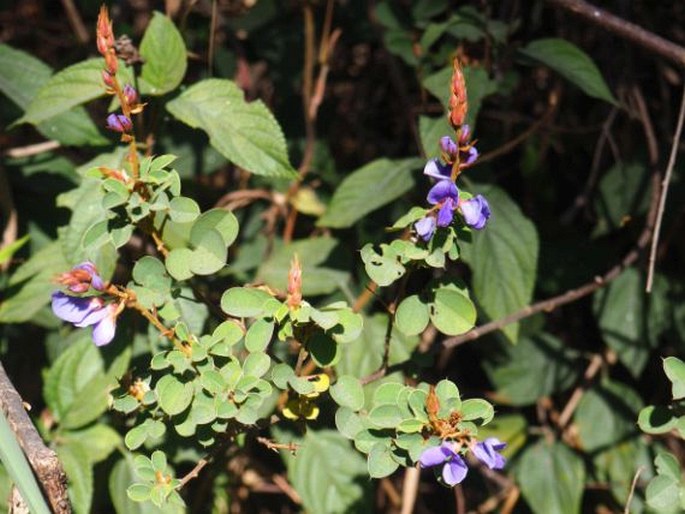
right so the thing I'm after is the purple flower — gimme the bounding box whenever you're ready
[414,216,436,241]
[460,194,491,230]
[461,146,479,166]
[56,262,105,293]
[440,136,458,157]
[51,292,117,346]
[106,113,132,133]
[472,438,506,470]
[428,180,459,228]
[122,84,138,106]
[423,159,451,181]
[419,443,468,486]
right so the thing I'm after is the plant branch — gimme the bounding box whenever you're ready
[443,86,664,349]
[557,353,604,429]
[0,362,71,513]
[646,81,685,291]
[546,0,685,68]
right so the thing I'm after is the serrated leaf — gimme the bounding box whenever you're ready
[139,12,187,95]
[318,158,423,228]
[520,38,617,105]
[516,440,585,514]
[288,430,371,514]
[166,79,296,178]
[461,185,539,343]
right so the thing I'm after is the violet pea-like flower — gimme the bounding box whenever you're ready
[460,194,491,230]
[106,113,132,133]
[419,443,469,486]
[428,180,459,228]
[472,437,506,470]
[51,292,117,346]
[423,159,451,181]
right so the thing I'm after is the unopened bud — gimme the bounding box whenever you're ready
[448,58,468,129]
[106,113,132,133]
[101,69,115,89]
[286,254,302,310]
[122,84,138,106]
[104,51,118,74]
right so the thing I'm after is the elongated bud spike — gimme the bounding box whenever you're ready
[96,6,115,56]
[448,58,468,129]
[426,385,441,419]
[286,254,302,310]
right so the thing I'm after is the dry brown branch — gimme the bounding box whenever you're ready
[399,466,420,514]
[547,0,685,68]
[557,353,604,428]
[60,0,89,44]
[5,141,60,158]
[0,362,71,513]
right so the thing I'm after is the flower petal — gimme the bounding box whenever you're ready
[442,455,468,486]
[461,195,491,230]
[74,302,108,327]
[415,216,436,241]
[423,159,451,180]
[419,445,453,468]
[473,438,507,470]
[92,306,117,346]
[437,198,455,227]
[427,180,458,205]
[51,292,98,324]
[440,136,458,156]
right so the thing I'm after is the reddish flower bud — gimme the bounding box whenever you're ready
[106,113,132,133]
[286,254,302,310]
[101,69,115,89]
[96,6,114,54]
[448,58,468,129]
[104,51,118,75]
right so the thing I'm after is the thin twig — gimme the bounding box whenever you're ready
[624,466,645,514]
[0,363,71,513]
[399,466,419,514]
[176,458,209,489]
[208,0,218,76]
[557,353,604,428]
[5,141,60,158]
[60,0,89,44]
[646,81,685,291]
[547,0,685,68]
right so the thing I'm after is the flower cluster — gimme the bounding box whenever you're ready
[419,437,506,487]
[52,262,119,347]
[414,59,491,241]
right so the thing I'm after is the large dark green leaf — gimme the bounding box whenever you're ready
[0,44,107,145]
[317,158,423,228]
[289,430,371,514]
[519,38,617,105]
[139,12,187,95]
[516,440,585,514]
[482,332,580,406]
[166,79,296,178]
[461,185,539,342]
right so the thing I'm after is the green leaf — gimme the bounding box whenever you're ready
[256,237,349,296]
[516,440,585,514]
[139,12,187,95]
[429,288,476,336]
[0,409,52,514]
[335,407,366,439]
[367,443,400,478]
[460,399,494,424]
[245,319,274,352]
[0,241,69,323]
[220,287,274,318]
[574,380,642,453]
[19,59,108,125]
[57,443,93,514]
[288,430,371,514]
[166,79,296,178]
[395,295,430,336]
[368,405,404,428]
[519,38,617,105]
[168,196,200,223]
[330,376,365,411]
[165,248,194,280]
[0,235,28,266]
[419,115,453,159]
[461,185,539,342]
[482,332,580,406]
[318,158,423,228]
[0,44,107,146]
[189,227,227,275]
[594,268,654,377]
[242,352,271,378]
[593,162,650,237]
[110,457,182,514]
[360,244,405,287]
[308,332,339,367]
[638,405,678,435]
[192,209,239,247]
[664,357,685,400]
[60,425,121,464]
[155,375,193,416]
